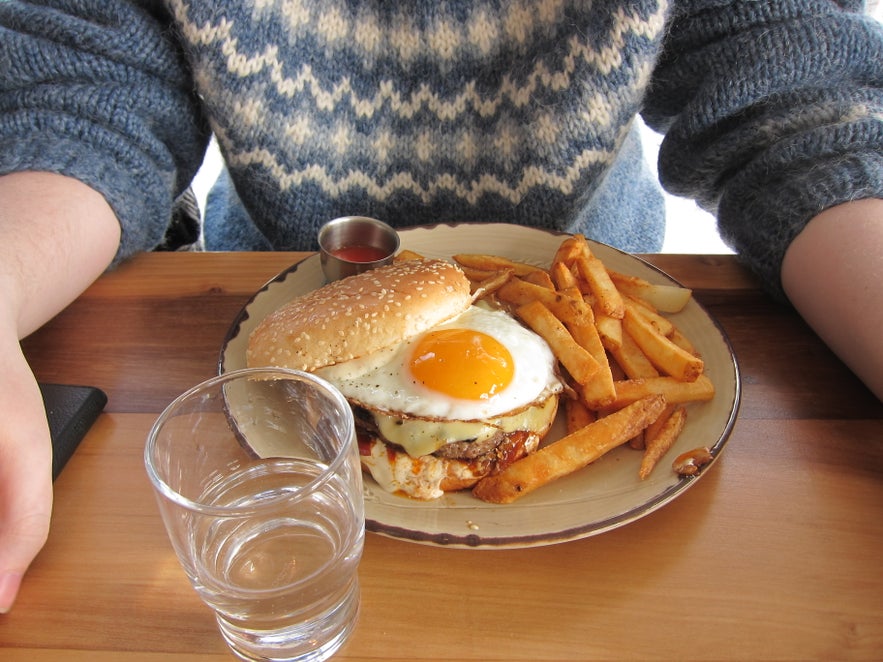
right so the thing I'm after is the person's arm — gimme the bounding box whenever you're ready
[0,171,121,613]
[643,1,882,397]
[782,198,883,400]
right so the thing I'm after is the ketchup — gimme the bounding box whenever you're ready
[330,244,390,263]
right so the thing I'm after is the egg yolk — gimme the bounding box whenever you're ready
[409,328,514,400]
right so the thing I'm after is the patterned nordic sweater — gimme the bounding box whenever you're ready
[1,0,882,298]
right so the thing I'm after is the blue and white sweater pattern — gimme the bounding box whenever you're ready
[1,0,881,298]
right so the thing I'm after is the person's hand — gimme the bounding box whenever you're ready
[0,331,53,613]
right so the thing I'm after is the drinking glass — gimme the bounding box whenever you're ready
[144,367,364,661]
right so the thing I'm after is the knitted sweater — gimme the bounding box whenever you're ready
[1,0,882,299]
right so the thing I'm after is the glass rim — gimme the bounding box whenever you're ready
[144,367,357,516]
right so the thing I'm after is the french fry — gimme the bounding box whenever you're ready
[668,327,698,356]
[639,406,687,479]
[572,372,618,414]
[606,269,645,289]
[453,253,543,277]
[625,295,675,337]
[459,265,504,283]
[515,300,600,386]
[593,305,623,351]
[608,270,693,313]
[609,374,715,408]
[609,330,660,380]
[608,356,627,381]
[643,403,677,442]
[628,429,646,450]
[497,279,584,317]
[473,394,666,503]
[553,294,617,408]
[551,289,597,343]
[470,268,513,299]
[522,269,556,290]
[549,260,579,290]
[394,249,425,262]
[575,254,625,319]
[552,234,590,267]
[565,396,596,433]
[574,359,617,410]
[622,305,704,381]
[572,273,595,299]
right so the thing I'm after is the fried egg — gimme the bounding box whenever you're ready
[315,305,562,421]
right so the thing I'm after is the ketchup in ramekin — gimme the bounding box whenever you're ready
[329,244,391,263]
[318,216,400,282]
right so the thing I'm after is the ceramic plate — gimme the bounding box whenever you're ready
[220,224,740,548]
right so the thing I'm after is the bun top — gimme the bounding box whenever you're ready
[246,258,471,372]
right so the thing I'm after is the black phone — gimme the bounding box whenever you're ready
[39,383,108,480]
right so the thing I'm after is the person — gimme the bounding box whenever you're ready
[1,0,880,613]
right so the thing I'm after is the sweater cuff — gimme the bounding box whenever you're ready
[717,117,883,302]
[0,135,176,266]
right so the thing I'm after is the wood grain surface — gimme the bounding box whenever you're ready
[4,251,881,661]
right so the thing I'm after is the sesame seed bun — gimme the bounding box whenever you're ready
[246,258,472,372]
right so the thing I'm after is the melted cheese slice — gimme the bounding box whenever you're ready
[373,395,558,457]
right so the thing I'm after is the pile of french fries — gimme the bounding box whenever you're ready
[409,234,716,504]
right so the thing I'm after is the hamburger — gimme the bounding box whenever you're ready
[246,258,563,499]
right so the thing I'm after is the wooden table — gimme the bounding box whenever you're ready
[4,251,882,660]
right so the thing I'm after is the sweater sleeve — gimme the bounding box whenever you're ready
[643,0,883,299]
[0,0,210,263]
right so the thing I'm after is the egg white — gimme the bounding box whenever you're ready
[315,305,562,420]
